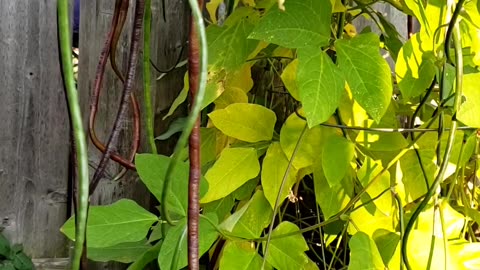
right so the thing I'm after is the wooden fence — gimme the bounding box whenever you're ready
[0,1,409,269]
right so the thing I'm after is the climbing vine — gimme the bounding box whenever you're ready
[61,0,480,269]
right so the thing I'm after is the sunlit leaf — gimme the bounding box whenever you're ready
[215,87,249,109]
[249,0,332,48]
[61,199,157,248]
[209,103,276,143]
[348,232,385,270]
[219,190,272,238]
[449,241,480,269]
[336,33,392,122]
[263,222,309,270]
[395,32,436,100]
[414,200,465,239]
[322,135,355,187]
[219,241,266,270]
[297,47,344,127]
[261,142,298,209]
[457,72,480,128]
[201,148,260,203]
[281,59,300,101]
[405,230,457,269]
[372,229,400,267]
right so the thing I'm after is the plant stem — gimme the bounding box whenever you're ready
[143,0,157,154]
[402,11,464,269]
[57,1,89,269]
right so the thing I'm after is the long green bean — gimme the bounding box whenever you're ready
[57,1,89,269]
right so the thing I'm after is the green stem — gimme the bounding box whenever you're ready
[143,0,157,154]
[57,1,89,269]
[402,15,463,270]
[262,124,308,269]
[161,0,207,226]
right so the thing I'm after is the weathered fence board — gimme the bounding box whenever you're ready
[0,0,69,258]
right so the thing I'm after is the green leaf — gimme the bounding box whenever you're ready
[297,47,344,127]
[348,232,385,270]
[376,12,404,61]
[405,230,457,269]
[397,150,436,203]
[335,33,392,122]
[127,241,162,270]
[208,103,276,143]
[202,194,235,222]
[313,161,353,219]
[158,214,219,270]
[0,262,15,270]
[281,59,300,101]
[219,241,266,270]
[201,148,260,203]
[249,0,332,48]
[220,190,273,238]
[0,234,10,258]
[280,112,333,170]
[155,117,186,140]
[263,222,309,270]
[200,127,218,167]
[372,229,400,267]
[261,142,298,209]
[61,199,157,248]
[88,240,151,263]
[163,73,188,120]
[457,72,480,128]
[395,32,436,100]
[357,157,392,216]
[135,154,208,217]
[208,8,259,71]
[10,252,34,270]
[322,135,355,187]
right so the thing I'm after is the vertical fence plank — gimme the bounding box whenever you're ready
[0,1,69,258]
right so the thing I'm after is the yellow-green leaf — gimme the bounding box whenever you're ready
[201,148,260,203]
[209,103,276,142]
[261,142,298,209]
[322,135,355,187]
[348,232,386,270]
[281,59,300,101]
[457,72,480,128]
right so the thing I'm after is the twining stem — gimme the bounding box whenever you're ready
[57,1,89,269]
[402,6,464,268]
[90,0,145,193]
[143,0,157,154]
[187,0,204,267]
[160,0,207,269]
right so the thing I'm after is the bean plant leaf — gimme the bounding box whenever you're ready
[61,199,157,248]
[208,103,276,143]
[457,72,480,127]
[208,8,259,71]
[335,33,392,122]
[357,157,392,216]
[201,147,260,203]
[249,0,332,48]
[281,59,300,101]
[219,241,267,270]
[127,242,162,270]
[314,161,353,219]
[405,230,457,269]
[219,190,273,238]
[297,47,344,127]
[395,32,436,100]
[322,135,355,187]
[450,241,480,269]
[372,229,400,267]
[348,232,385,270]
[280,112,334,170]
[135,154,209,217]
[261,142,298,209]
[263,222,309,270]
[158,214,219,270]
[88,240,151,263]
